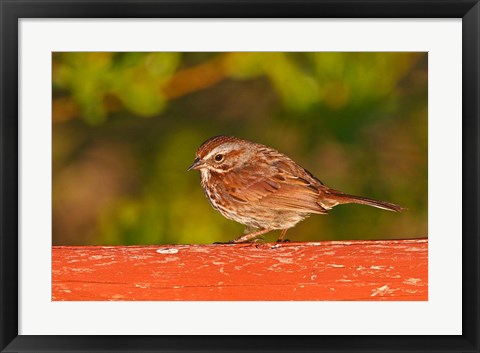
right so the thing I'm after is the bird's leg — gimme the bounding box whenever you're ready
[234,228,271,243]
[276,229,289,242]
[212,227,260,244]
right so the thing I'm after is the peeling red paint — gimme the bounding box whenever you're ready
[52,239,428,301]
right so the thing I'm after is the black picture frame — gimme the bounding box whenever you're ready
[1,1,478,352]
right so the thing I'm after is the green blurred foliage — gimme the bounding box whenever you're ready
[52,52,428,245]
[53,52,179,123]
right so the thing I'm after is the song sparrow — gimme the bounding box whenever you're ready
[188,136,403,243]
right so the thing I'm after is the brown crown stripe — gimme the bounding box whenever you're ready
[197,135,240,158]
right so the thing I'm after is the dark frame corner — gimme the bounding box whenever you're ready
[1,1,479,352]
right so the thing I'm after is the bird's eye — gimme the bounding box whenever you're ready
[214,154,224,162]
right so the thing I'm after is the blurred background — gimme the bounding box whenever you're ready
[52,52,427,245]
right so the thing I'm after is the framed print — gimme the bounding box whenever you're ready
[1,1,479,353]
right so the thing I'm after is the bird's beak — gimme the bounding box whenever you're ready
[187,157,204,171]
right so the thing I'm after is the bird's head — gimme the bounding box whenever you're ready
[188,136,254,174]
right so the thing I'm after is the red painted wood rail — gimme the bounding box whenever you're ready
[52,239,428,301]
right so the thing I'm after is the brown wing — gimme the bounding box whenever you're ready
[222,158,328,214]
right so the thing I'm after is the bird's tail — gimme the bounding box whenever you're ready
[326,190,404,212]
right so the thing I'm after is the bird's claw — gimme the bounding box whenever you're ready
[254,236,266,243]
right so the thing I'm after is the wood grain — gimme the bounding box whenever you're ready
[52,239,428,301]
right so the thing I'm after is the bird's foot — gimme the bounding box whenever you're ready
[275,229,290,243]
[253,236,266,243]
[213,240,235,245]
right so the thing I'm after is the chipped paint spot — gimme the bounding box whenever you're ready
[404,278,422,286]
[371,285,397,297]
[156,248,179,254]
[135,283,150,289]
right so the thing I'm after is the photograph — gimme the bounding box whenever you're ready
[2,2,477,351]
[51,52,428,301]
